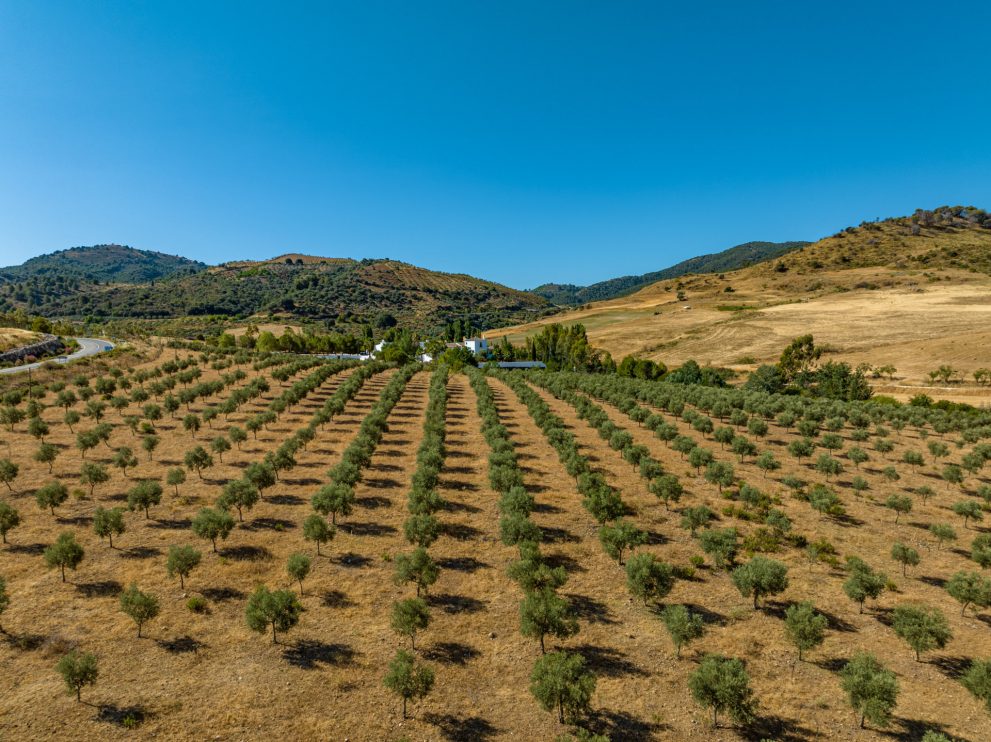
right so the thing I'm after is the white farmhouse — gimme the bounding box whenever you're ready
[464,337,489,355]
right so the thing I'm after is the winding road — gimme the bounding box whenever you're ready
[0,337,115,375]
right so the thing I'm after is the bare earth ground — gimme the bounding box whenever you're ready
[488,269,991,405]
[2,353,991,739]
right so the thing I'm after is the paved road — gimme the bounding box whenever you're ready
[0,337,115,375]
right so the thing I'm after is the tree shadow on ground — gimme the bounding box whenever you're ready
[531,501,563,514]
[814,656,849,673]
[156,635,204,654]
[437,556,489,573]
[423,713,499,741]
[545,553,586,573]
[741,714,817,742]
[2,632,45,651]
[356,495,391,509]
[931,655,972,680]
[442,523,483,541]
[147,518,191,530]
[242,517,296,532]
[441,499,482,514]
[283,639,358,669]
[94,704,152,728]
[200,586,244,602]
[879,717,960,741]
[280,476,322,486]
[219,545,273,562]
[422,641,481,665]
[321,590,355,608]
[565,594,618,624]
[369,462,403,473]
[440,479,478,492]
[120,546,161,560]
[7,542,46,555]
[541,526,580,544]
[75,580,122,598]
[268,494,305,506]
[344,522,396,537]
[335,551,373,568]
[56,515,93,527]
[428,593,486,614]
[919,575,947,589]
[364,476,402,489]
[585,708,668,741]
[574,643,648,677]
[681,603,726,626]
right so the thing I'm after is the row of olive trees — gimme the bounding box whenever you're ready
[464,368,600,727]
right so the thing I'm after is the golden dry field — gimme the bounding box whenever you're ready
[2,346,991,740]
[489,220,991,405]
[0,328,42,353]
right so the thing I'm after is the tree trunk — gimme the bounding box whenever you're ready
[179,573,185,589]
[539,634,546,654]
[272,623,277,643]
[402,696,408,719]
[109,534,114,549]
[558,699,564,724]
[60,564,66,582]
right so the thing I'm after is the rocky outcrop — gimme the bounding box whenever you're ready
[0,334,63,365]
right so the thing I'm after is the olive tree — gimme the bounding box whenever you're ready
[891,605,951,661]
[127,479,163,519]
[166,544,202,589]
[35,481,68,516]
[840,652,898,729]
[393,547,439,596]
[946,571,991,616]
[520,588,579,653]
[245,585,304,643]
[56,650,98,702]
[529,651,596,724]
[732,557,788,609]
[93,506,126,548]
[625,553,674,605]
[890,542,920,576]
[962,659,991,714]
[598,520,647,565]
[119,583,160,638]
[191,507,235,552]
[286,552,312,595]
[390,597,430,650]
[44,532,84,582]
[0,501,21,543]
[688,654,756,728]
[383,649,434,720]
[661,604,704,658]
[783,601,827,660]
[303,513,334,556]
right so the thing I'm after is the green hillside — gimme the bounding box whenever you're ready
[0,252,551,332]
[531,240,809,305]
[0,244,206,283]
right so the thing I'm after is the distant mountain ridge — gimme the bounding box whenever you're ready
[531,240,810,305]
[1,244,207,284]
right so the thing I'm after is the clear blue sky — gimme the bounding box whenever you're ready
[2,2,989,288]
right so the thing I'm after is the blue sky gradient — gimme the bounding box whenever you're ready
[1,2,989,287]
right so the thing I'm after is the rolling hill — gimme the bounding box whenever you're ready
[0,249,551,332]
[492,206,991,395]
[531,240,810,305]
[0,244,206,283]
